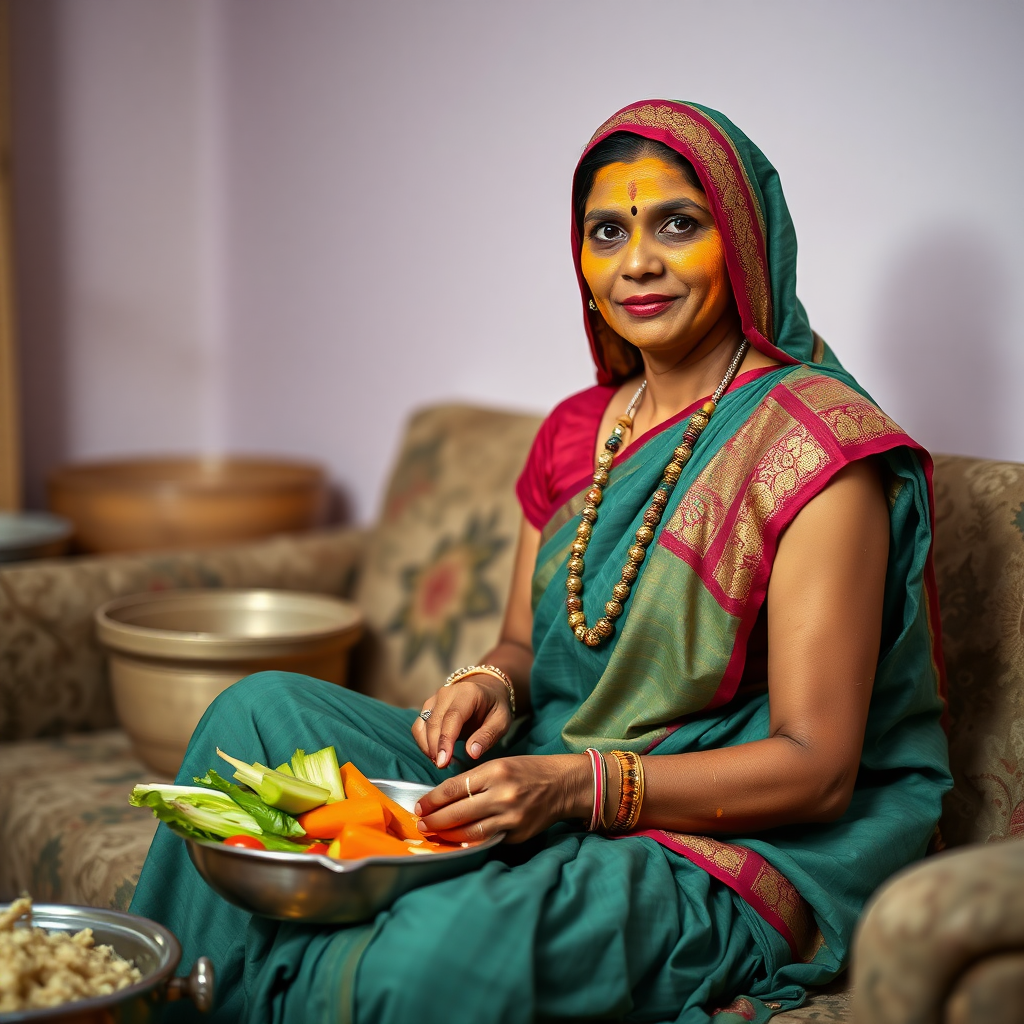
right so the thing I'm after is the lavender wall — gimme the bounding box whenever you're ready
[14,0,1024,520]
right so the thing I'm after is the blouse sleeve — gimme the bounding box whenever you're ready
[514,385,612,531]
[515,415,554,531]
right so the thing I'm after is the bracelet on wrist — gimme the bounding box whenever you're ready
[444,664,516,718]
[606,749,645,834]
[584,748,605,832]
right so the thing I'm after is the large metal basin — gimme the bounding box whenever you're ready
[0,904,212,1023]
[184,780,503,924]
[96,589,363,775]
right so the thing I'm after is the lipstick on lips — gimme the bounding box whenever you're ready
[620,293,677,317]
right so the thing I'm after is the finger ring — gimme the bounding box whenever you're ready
[419,709,431,721]
[465,776,473,798]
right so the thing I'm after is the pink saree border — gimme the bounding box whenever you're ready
[539,366,780,533]
[918,454,950,726]
[624,829,823,963]
[657,378,926,712]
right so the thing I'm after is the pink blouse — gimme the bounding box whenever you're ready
[515,368,779,531]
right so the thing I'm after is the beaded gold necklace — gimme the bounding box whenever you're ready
[566,340,750,647]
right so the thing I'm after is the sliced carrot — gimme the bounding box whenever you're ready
[327,823,416,860]
[339,762,423,841]
[339,763,378,801]
[297,796,386,839]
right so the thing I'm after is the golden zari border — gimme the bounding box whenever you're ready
[661,368,907,609]
[652,830,826,964]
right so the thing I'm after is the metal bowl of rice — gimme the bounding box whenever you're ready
[0,902,212,1022]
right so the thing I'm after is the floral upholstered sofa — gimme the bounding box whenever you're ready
[2,402,1023,1021]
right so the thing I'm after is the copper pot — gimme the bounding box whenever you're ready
[48,456,327,554]
[96,589,364,775]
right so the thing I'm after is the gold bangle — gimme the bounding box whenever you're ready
[607,750,645,834]
[625,753,645,831]
[444,664,516,718]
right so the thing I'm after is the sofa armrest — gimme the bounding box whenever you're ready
[851,838,1024,1023]
[0,526,370,742]
[945,951,1024,1024]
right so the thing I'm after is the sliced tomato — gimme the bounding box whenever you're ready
[223,834,265,850]
[303,842,330,855]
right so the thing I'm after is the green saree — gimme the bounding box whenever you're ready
[130,101,950,1023]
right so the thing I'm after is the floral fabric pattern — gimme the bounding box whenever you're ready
[0,731,164,910]
[0,528,368,742]
[2,403,1024,1024]
[387,512,509,670]
[931,454,1024,847]
[353,404,541,709]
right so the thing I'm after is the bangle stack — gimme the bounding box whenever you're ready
[608,750,645,834]
[584,748,607,832]
[444,664,516,718]
[583,748,646,834]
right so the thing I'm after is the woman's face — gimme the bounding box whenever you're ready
[580,155,735,362]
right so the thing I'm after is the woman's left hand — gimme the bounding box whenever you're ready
[414,754,592,844]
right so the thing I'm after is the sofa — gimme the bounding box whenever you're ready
[2,402,1023,1022]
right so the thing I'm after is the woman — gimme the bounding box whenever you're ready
[132,100,950,1023]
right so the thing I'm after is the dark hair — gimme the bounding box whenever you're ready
[573,132,703,231]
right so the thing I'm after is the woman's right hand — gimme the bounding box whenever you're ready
[411,674,513,769]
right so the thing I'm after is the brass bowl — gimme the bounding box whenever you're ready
[48,456,327,554]
[96,589,363,775]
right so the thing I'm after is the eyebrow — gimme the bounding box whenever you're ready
[584,197,708,225]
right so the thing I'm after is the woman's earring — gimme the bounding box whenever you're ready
[588,299,598,312]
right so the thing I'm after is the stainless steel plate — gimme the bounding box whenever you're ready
[184,779,504,924]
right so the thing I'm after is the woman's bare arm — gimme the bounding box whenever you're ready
[486,517,541,713]
[414,518,539,766]
[633,458,889,831]
[418,458,891,842]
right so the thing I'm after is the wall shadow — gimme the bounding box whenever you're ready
[871,227,1008,459]
[11,0,69,509]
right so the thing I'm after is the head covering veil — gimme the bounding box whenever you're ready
[572,100,836,383]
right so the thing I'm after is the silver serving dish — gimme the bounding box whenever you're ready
[184,780,504,924]
[0,903,212,1023]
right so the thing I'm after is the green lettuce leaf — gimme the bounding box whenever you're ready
[129,786,309,851]
[194,770,306,838]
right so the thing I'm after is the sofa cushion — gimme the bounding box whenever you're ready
[931,455,1024,846]
[353,404,542,708]
[0,730,163,909]
[0,528,367,742]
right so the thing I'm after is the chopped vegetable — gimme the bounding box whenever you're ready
[129,785,309,852]
[298,796,386,838]
[340,762,423,840]
[129,746,481,861]
[130,785,261,837]
[194,770,306,838]
[327,824,419,860]
[216,748,330,814]
[223,835,266,849]
[290,746,345,803]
